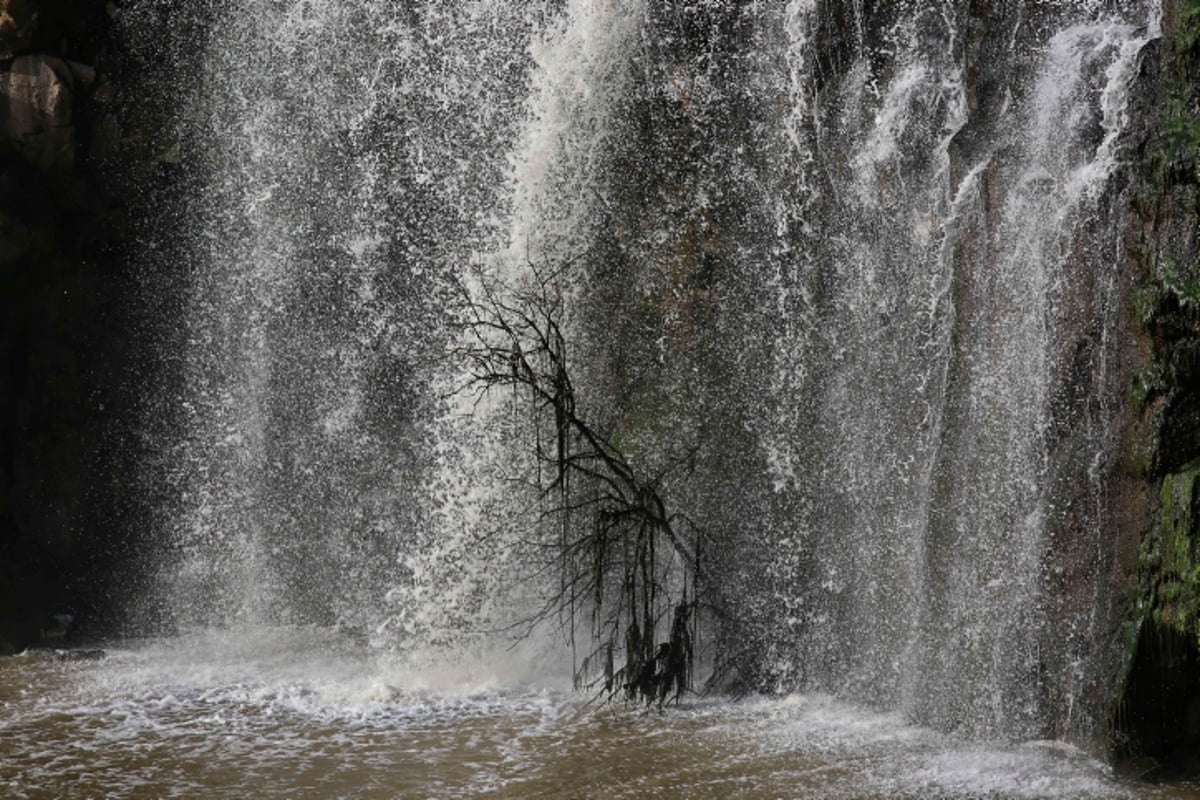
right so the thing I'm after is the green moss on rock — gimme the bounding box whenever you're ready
[1128,462,1200,640]
[1113,0,1200,774]
[1114,464,1200,773]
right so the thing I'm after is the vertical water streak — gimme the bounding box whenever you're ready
[744,0,1158,739]
[167,1,536,635]
[920,14,1156,738]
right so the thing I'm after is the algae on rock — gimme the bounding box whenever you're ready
[1113,0,1200,774]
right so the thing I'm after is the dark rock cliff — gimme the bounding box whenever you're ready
[1111,0,1200,778]
[0,0,192,652]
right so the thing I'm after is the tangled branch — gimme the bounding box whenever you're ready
[449,254,707,705]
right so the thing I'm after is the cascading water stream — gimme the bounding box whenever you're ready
[740,1,1160,741]
[164,2,539,635]
[150,0,1161,748]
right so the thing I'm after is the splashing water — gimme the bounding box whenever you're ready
[4,638,1195,798]
[78,1,1178,792]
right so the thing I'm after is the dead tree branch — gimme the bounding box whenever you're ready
[449,256,708,705]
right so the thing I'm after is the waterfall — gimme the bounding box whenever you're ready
[164,2,538,631]
[747,3,1159,740]
[153,0,1161,746]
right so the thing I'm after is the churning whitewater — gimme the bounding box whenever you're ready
[5,0,1187,797]
[2,633,1184,799]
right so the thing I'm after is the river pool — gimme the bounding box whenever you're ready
[1,629,1196,800]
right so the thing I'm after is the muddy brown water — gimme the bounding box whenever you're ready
[2,631,1198,800]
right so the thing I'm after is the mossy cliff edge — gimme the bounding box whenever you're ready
[1113,0,1200,776]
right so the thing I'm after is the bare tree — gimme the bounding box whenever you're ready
[450,254,708,705]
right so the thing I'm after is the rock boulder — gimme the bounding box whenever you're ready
[0,54,75,170]
[0,0,36,60]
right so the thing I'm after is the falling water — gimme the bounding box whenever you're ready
[163,2,540,633]
[733,4,1162,742]
[96,0,1168,776]
[5,0,1191,796]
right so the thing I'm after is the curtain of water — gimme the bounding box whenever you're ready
[166,2,537,632]
[158,0,1160,743]
[752,2,1159,739]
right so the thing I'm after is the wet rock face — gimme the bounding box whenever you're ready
[0,2,134,652]
[1116,622,1200,780]
[1113,0,1200,777]
[0,55,76,170]
[0,0,208,651]
[0,0,37,59]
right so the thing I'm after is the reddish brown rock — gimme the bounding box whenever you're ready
[0,0,36,60]
[0,54,75,170]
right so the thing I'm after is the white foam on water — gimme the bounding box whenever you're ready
[907,744,1129,800]
[86,626,573,714]
[4,647,1193,799]
[698,695,1169,800]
